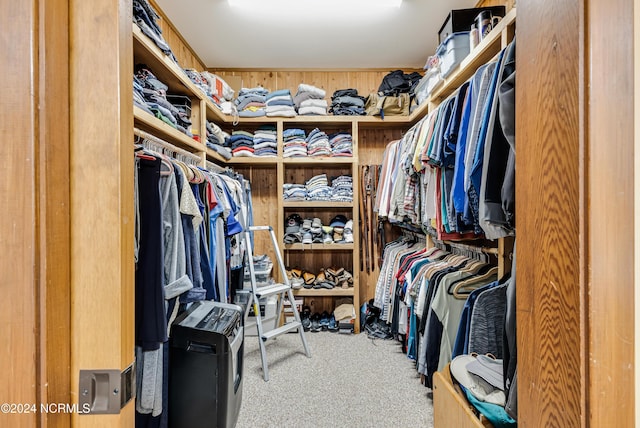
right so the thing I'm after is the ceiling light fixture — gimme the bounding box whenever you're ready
[228,0,402,9]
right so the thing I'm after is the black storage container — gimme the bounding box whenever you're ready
[438,6,506,44]
[169,301,244,428]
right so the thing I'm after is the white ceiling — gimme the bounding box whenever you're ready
[155,0,478,69]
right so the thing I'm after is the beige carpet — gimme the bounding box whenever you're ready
[236,330,434,428]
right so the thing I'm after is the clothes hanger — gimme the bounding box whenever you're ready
[452,266,499,299]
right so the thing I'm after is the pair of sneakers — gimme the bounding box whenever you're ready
[301,308,339,333]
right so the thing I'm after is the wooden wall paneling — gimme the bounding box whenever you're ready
[0,1,39,426]
[69,0,135,425]
[587,0,634,425]
[149,0,206,71]
[636,2,640,424]
[39,0,72,426]
[209,69,422,101]
[516,0,584,426]
[238,166,280,269]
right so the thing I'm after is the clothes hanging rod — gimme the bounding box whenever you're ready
[133,127,201,164]
[442,240,499,255]
[206,160,227,174]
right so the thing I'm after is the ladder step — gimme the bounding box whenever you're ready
[261,321,302,341]
[255,283,290,298]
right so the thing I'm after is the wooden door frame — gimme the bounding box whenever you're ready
[68,0,135,425]
[1,0,72,426]
[518,0,635,426]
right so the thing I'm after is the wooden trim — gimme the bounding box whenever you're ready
[586,0,635,425]
[516,0,585,426]
[0,0,39,426]
[69,0,134,425]
[209,67,425,73]
[39,0,72,426]
[148,0,207,70]
[433,367,492,428]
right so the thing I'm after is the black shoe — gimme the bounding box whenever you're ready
[310,313,322,332]
[301,306,311,331]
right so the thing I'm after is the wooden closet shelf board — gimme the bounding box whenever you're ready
[433,367,492,428]
[419,7,517,111]
[226,157,279,166]
[226,117,280,125]
[283,201,353,208]
[283,116,357,125]
[283,157,354,165]
[133,24,227,123]
[293,288,355,297]
[134,106,204,153]
[133,24,197,96]
[205,148,231,164]
[284,243,355,251]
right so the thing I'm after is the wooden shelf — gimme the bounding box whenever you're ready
[133,23,229,124]
[283,157,353,165]
[205,148,232,164]
[134,106,204,153]
[133,24,200,98]
[284,243,354,251]
[293,287,355,297]
[282,201,353,208]
[406,8,517,126]
[226,156,279,166]
[433,366,493,428]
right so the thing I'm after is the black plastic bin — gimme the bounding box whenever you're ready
[169,301,244,428]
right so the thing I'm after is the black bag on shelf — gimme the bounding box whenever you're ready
[378,70,423,96]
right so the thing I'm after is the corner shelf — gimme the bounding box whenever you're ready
[284,243,355,251]
[293,288,355,297]
[134,106,204,153]
[283,201,353,208]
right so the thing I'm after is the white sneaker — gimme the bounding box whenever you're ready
[344,220,354,243]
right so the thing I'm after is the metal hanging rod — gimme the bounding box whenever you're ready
[206,160,228,174]
[442,240,499,255]
[133,127,201,165]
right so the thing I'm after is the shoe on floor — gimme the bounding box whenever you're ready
[319,311,331,331]
[310,313,322,332]
[327,314,339,332]
[301,306,311,331]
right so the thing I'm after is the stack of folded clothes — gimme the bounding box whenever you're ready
[331,175,354,202]
[283,183,307,201]
[329,89,367,116]
[306,128,332,157]
[283,128,307,157]
[235,87,268,117]
[305,174,333,201]
[133,0,177,63]
[294,83,328,116]
[205,121,232,160]
[134,65,193,137]
[329,132,353,157]
[266,89,296,117]
[184,70,235,108]
[252,124,277,157]
[227,130,255,157]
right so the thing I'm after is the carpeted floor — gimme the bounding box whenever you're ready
[236,330,433,428]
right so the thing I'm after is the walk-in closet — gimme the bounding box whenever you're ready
[1,0,636,427]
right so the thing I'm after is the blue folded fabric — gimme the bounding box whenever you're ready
[462,386,516,428]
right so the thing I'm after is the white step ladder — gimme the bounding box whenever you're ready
[243,225,311,381]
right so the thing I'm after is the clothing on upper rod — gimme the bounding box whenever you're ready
[133,142,254,425]
[374,40,516,242]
